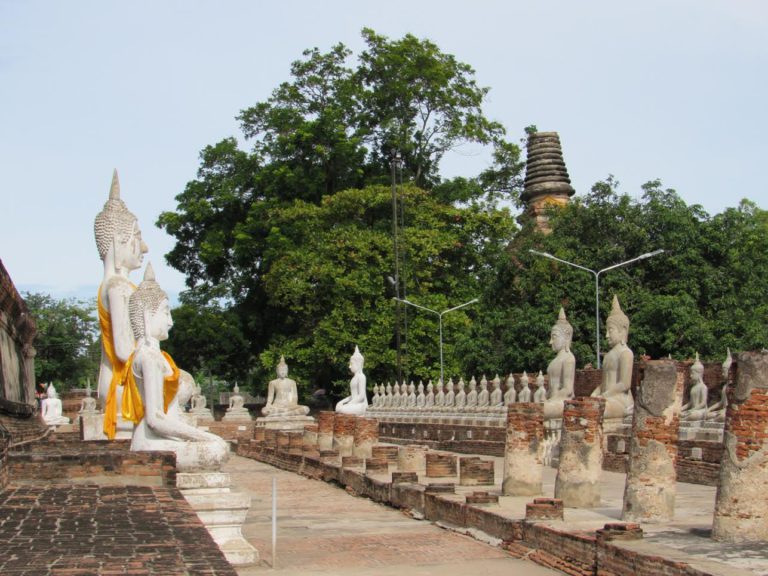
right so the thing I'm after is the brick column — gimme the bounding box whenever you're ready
[303,424,318,450]
[333,414,357,457]
[555,397,606,508]
[316,411,335,451]
[253,427,266,443]
[397,445,428,473]
[371,445,399,465]
[622,360,683,523]
[459,457,494,486]
[352,417,379,459]
[713,351,768,542]
[425,452,457,478]
[502,403,544,496]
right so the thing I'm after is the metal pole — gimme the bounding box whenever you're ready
[272,476,277,568]
[438,314,444,387]
[391,153,402,383]
[594,272,601,368]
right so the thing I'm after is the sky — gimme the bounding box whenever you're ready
[2,0,767,303]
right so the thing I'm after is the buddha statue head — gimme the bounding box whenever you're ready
[550,307,574,353]
[691,352,704,383]
[94,170,148,273]
[606,295,629,347]
[277,355,289,378]
[47,382,58,399]
[349,346,364,375]
[128,263,172,341]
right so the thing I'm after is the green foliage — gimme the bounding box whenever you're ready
[23,293,99,389]
[460,178,768,372]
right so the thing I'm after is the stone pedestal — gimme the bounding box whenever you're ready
[316,411,335,451]
[713,351,768,542]
[190,407,215,423]
[555,397,606,508]
[425,452,457,478]
[352,417,379,459]
[502,403,544,496]
[79,413,107,441]
[255,414,314,431]
[459,457,495,486]
[222,408,252,423]
[372,445,399,465]
[302,424,318,452]
[177,472,258,565]
[622,360,683,523]
[332,413,357,456]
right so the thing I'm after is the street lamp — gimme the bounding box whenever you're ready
[528,249,664,368]
[393,297,479,386]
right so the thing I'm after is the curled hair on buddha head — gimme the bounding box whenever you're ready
[94,169,140,261]
[552,307,574,341]
[128,263,168,340]
[606,295,630,333]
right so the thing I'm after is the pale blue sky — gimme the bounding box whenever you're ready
[2,0,766,302]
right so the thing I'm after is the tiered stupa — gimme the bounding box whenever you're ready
[521,131,575,231]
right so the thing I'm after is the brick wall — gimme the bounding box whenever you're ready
[202,420,255,442]
[0,422,9,489]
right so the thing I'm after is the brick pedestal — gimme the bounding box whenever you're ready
[317,411,335,451]
[502,403,544,496]
[333,414,357,456]
[371,445,399,465]
[264,428,278,447]
[303,424,318,450]
[276,431,291,452]
[352,417,379,459]
[397,445,428,473]
[459,457,495,486]
[622,360,684,523]
[253,427,266,443]
[425,452,457,477]
[525,498,564,521]
[713,351,768,542]
[555,397,606,508]
[365,458,389,474]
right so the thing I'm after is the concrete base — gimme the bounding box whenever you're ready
[177,471,258,565]
[256,415,315,431]
[222,410,253,422]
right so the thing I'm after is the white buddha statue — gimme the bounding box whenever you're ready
[94,171,147,438]
[416,381,426,409]
[504,374,517,405]
[435,379,446,409]
[335,346,368,415]
[477,376,490,410]
[384,382,393,409]
[591,296,634,419]
[425,381,435,409]
[543,308,577,419]
[406,381,417,408]
[707,348,732,422]
[533,371,547,403]
[262,356,310,417]
[466,376,479,411]
[42,383,70,426]
[444,378,456,410]
[79,381,98,415]
[223,382,252,421]
[518,371,532,402]
[490,375,503,412]
[127,264,229,471]
[371,384,381,409]
[681,353,708,421]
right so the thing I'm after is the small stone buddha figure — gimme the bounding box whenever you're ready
[490,375,503,411]
[94,171,148,435]
[79,381,98,415]
[391,382,401,409]
[262,356,310,417]
[533,371,547,403]
[42,383,70,426]
[681,353,709,422]
[407,381,417,408]
[127,264,229,471]
[384,382,393,409]
[477,376,490,410]
[543,307,577,419]
[189,382,212,418]
[336,346,368,415]
[416,381,426,409]
[591,296,634,419]
[518,372,532,403]
[444,378,456,410]
[425,381,435,409]
[466,376,479,411]
[504,374,517,405]
[707,349,732,422]
[455,378,467,410]
[224,383,252,421]
[435,379,446,409]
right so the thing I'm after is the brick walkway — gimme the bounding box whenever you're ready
[224,455,559,575]
[0,484,236,575]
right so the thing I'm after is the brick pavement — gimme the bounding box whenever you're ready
[0,484,236,576]
[224,455,559,575]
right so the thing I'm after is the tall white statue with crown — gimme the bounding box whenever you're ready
[335,346,368,415]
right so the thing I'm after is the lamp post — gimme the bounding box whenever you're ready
[393,297,478,386]
[528,249,664,368]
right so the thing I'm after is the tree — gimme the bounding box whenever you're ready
[23,293,99,389]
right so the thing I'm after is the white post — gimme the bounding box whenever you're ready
[272,476,277,568]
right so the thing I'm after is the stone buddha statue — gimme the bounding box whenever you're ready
[407,381,417,408]
[443,378,455,410]
[707,349,732,422]
[425,381,435,409]
[79,381,98,415]
[490,375,503,411]
[262,356,310,417]
[223,383,251,421]
[681,353,708,421]
[518,371,532,402]
[591,296,634,419]
[391,382,401,409]
[336,346,368,415]
[504,374,517,405]
[127,264,229,471]
[466,377,479,411]
[477,376,490,410]
[533,371,547,403]
[384,382,393,409]
[94,171,147,436]
[416,381,426,408]
[42,383,70,426]
[455,378,467,410]
[543,308,577,419]
[435,379,446,409]
[371,384,381,409]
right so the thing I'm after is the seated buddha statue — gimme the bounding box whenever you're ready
[591,296,634,419]
[42,384,70,426]
[543,308,576,419]
[335,346,368,415]
[262,356,310,417]
[681,353,708,421]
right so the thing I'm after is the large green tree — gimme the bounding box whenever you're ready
[24,293,99,389]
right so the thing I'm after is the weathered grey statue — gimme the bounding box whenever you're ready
[707,348,732,422]
[384,382,393,408]
[518,371,532,402]
[262,356,310,417]
[455,378,467,410]
[435,379,446,408]
[504,374,517,405]
[392,382,402,409]
[466,376,478,410]
[543,308,576,419]
[444,378,455,409]
[425,381,435,408]
[533,371,547,403]
[490,375,503,409]
[407,381,417,408]
[681,353,708,421]
[591,296,634,419]
[477,376,490,409]
[416,381,426,408]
